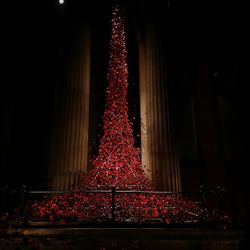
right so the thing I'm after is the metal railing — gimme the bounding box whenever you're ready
[0,185,227,227]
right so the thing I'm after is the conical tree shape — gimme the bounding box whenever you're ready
[82,5,153,190]
[27,4,216,226]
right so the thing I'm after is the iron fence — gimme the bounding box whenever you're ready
[0,185,227,227]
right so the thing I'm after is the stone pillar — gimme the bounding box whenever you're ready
[139,41,151,179]
[139,24,181,191]
[192,63,226,187]
[49,23,91,190]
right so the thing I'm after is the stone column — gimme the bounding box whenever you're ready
[139,24,181,191]
[49,23,91,191]
[192,63,226,187]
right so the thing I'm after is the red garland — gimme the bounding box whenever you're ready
[28,5,212,225]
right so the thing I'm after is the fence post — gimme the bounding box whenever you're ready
[19,185,28,226]
[199,185,206,223]
[111,186,116,222]
[216,186,225,226]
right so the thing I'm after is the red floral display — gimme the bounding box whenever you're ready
[28,5,210,225]
[81,4,153,191]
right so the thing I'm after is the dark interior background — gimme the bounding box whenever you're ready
[1,0,249,224]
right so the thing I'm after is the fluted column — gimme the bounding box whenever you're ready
[192,63,226,187]
[139,24,181,191]
[49,23,91,191]
[139,41,151,179]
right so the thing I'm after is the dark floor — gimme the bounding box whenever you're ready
[1,225,249,250]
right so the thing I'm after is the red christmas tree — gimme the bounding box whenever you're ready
[82,5,153,191]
